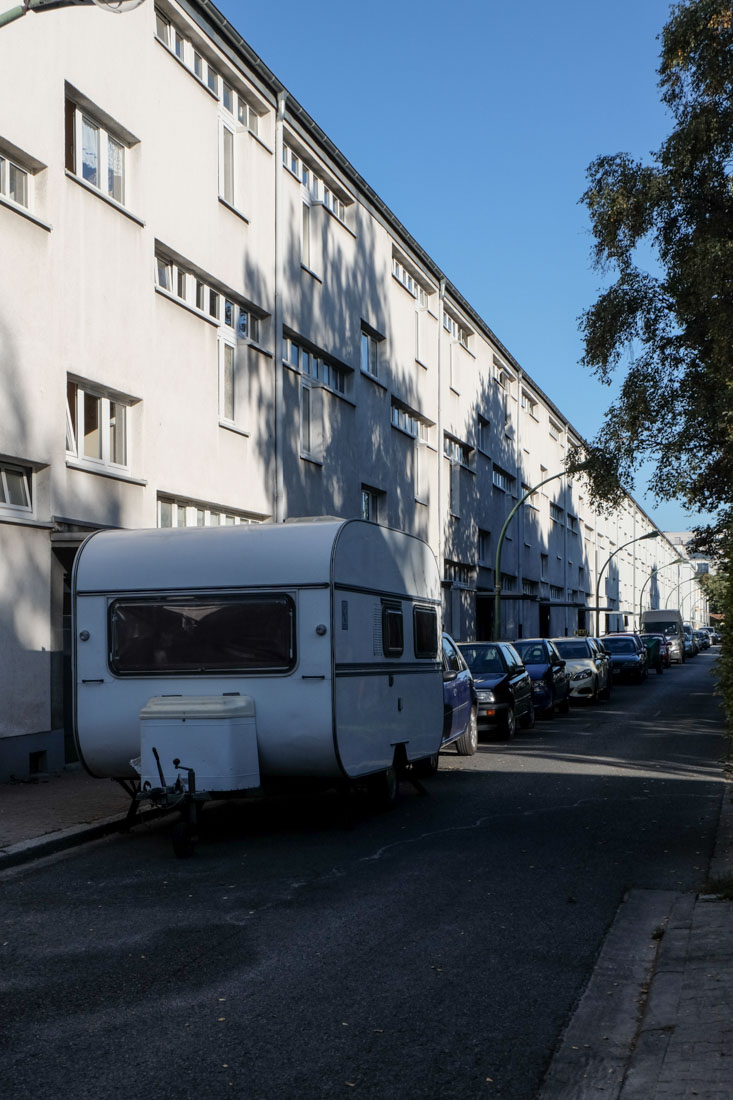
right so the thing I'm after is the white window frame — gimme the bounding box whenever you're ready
[361,330,380,379]
[300,377,324,462]
[158,494,262,528]
[220,122,235,206]
[66,379,130,472]
[0,153,28,208]
[361,485,382,523]
[0,461,32,515]
[218,336,237,426]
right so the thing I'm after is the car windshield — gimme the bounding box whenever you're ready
[513,642,545,664]
[554,640,589,659]
[603,637,635,654]
[644,620,679,636]
[459,645,504,674]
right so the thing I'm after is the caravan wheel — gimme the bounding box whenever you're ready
[367,763,400,809]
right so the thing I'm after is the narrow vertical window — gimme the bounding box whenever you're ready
[83,392,102,460]
[301,383,311,453]
[107,137,124,202]
[109,401,126,466]
[174,30,184,60]
[301,202,311,268]
[222,343,234,422]
[81,117,99,187]
[221,126,234,204]
[65,98,76,172]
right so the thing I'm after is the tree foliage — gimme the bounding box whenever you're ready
[576,0,733,534]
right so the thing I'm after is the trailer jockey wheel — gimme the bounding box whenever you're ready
[367,762,399,809]
[171,819,195,858]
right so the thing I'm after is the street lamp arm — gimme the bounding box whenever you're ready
[637,557,691,621]
[594,530,661,636]
[493,464,589,641]
[0,0,143,28]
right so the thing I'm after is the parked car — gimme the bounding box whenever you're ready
[587,636,612,682]
[441,634,479,755]
[552,636,612,702]
[640,632,671,670]
[512,638,570,719]
[639,633,668,673]
[602,633,649,682]
[694,629,710,650]
[457,641,534,739]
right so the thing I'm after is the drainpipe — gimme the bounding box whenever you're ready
[274,91,287,522]
[437,278,446,612]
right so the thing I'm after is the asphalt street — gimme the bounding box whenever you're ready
[1,650,726,1100]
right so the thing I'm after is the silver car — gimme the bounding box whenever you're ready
[551,636,612,702]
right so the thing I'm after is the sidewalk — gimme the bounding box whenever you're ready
[540,780,733,1100]
[0,764,133,869]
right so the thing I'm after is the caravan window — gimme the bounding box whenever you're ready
[413,607,439,659]
[109,594,296,675]
[382,602,404,658]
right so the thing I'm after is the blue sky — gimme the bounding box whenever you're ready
[217,0,705,532]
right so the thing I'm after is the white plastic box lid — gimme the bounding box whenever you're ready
[139,695,255,720]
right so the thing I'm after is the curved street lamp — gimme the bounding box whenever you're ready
[493,463,589,641]
[666,574,703,610]
[637,558,695,622]
[0,0,144,30]
[594,530,661,637]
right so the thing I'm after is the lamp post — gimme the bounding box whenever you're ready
[637,558,694,622]
[493,464,588,641]
[667,575,702,612]
[0,0,144,30]
[594,531,661,637]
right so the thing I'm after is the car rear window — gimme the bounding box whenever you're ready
[554,640,589,659]
[602,637,635,654]
[459,645,503,674]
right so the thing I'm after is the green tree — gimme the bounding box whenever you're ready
[572,0,733,538]
[699,570,728,615]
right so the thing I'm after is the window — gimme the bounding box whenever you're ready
[523,579,539,596]
[219,339,236,423]
[478,529,491,564]
[444,435,473,467]
[66,379,130,471]
[442,310,470,348]
[109,594,295,675]
[361,485,383,523]
[549,418,561,441]
[155,250,261,345]
[477,415,490,453]
[382,602,404,658]
[444,561,472,587]
[158,495,261,528]
[391,400,431,441]
[65,96,131,206]
[568,515,579,534]
[392,256,429,306]
[442,634,463,673]
[220,125,234,205]
[492,465,514,492]
[550,586,564,601]
[540,554,548,579]
[284,144,349,220]
[283,335,347,395]
[299,379,323,461]
[301,202,311,267]
[413,607,439,659]
[521,390,538,417]
[154,10,170,45]
[0,154,28,208]
[361,329,380,378]
[550,503,564,524]
[0,462,31,513]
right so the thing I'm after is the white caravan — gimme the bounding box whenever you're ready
[72,519,445,845]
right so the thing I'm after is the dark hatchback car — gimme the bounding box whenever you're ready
[511,638,570,719]
[602,633,649,682]
[457,641,534,739]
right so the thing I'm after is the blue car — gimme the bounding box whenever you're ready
[512,638,571,719]
[411,634,477,777]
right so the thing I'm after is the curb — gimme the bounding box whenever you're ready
[0,810,132,871]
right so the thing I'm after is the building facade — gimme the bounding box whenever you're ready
[0,0,697,779]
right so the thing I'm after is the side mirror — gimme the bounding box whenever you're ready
[443,669,458,683]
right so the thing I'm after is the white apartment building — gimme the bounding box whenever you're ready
[0,0,689,779]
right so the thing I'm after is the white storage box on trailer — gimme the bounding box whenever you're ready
[139,695,259,793]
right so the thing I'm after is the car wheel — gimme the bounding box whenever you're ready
[501,707,516,740]
[519,699,535,730]
[455,707,478,756]
[413,752,440,777]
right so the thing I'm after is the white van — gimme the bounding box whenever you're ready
[72,519,446,844]
[640,608,685,663]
